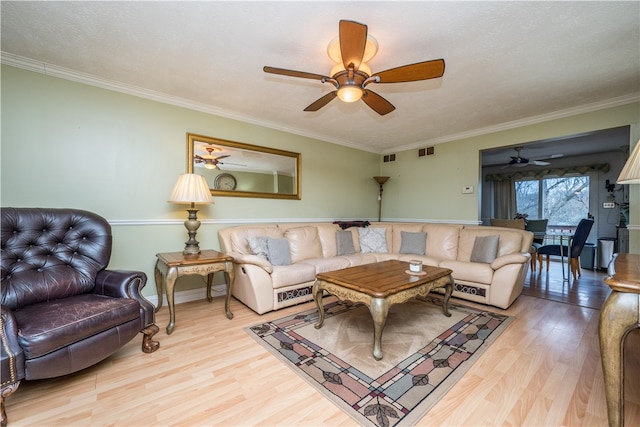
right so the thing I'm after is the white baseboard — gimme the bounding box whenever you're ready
[146,284,227,307]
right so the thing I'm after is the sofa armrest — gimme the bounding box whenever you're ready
[1,305,25,386]
[228,252,274,274]
[94,270,155,328]
[490,253,529,270]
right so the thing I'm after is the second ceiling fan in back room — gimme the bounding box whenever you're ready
[263,20,445,115]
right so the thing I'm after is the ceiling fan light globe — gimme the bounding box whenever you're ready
[337,86,363,103]
[330,63,346,77]
[204,162,218,170]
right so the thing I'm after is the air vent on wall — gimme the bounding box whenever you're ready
[418,147,435,157]
[383,154,396,162]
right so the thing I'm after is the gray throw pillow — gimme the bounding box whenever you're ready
[266,237,292,266]
[336,230,355,255]
[470,235,500,263]
[247,236,268,259]
[399,231,427,255]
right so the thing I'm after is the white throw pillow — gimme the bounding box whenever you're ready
[358,228,388,253]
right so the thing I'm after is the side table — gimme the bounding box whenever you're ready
[154,250,235,334]
[599,253,640,427]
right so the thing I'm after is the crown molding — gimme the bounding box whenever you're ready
[0,52,371,152]
[389,93,640,154]
[3,52,637,156]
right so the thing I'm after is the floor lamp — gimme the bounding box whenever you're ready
[373,176,389,222]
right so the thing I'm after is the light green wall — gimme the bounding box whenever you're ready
[1,65,380,295]
[2,65,639,302]
[381,103,640,253]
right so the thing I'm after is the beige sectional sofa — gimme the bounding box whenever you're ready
[218,222,533,315]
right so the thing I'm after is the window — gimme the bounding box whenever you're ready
[515,176,590,225]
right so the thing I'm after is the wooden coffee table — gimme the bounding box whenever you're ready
[312,259,453,360]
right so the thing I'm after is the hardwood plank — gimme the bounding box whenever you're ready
[5,264,639,426]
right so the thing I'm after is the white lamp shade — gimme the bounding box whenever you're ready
[617,139,640,185]
[168,173,214,204]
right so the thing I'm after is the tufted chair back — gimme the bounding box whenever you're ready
[1,207,112,310]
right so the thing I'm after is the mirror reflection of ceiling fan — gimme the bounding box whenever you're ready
[263,20,445,115]
[194,146,245,170]
[501,147,562,169]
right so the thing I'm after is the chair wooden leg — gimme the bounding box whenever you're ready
[538,254,543,272]
[570,258,581,280]
[545,255,550,272]
[530,254,536,271]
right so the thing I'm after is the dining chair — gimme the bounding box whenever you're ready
[525,219,548,270]
[536,218,594,279]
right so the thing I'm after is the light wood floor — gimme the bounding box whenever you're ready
[6,265,640,426]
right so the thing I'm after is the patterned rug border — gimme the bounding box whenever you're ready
[245,297,513,427]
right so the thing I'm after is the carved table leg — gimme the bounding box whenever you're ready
[598,291,640,427]
[141,324,160,353]
[442,277,453,317]
[313,281,325,329]
[369,297,390,360]
[206,272,214,303]
[224,261,235,319]
[165,267,178,335]
[153,260,164,313]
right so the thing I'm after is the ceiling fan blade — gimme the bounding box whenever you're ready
[263,66,329,81]
[373,59,445,83]
[530,160,551,166]
[304,91,337,112]
[362,90,395,116]
[214,155,230,161]
[339,20,367,71]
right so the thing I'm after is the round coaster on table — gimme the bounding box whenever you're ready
[405,270,427,276]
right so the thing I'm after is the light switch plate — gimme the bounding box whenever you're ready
[462,186,474,194]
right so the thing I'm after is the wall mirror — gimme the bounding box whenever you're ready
[186,133,301,199]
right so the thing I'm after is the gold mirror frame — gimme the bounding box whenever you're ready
[186,133,301,199]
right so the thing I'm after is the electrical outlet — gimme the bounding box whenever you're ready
[462,186,474,194]
[603,202,615,209]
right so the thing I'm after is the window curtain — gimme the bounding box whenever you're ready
[492,179,517,219]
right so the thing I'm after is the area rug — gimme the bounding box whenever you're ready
[245,296,513,427]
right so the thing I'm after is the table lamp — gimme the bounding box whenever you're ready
[168,173,214,255]
[617,139,640,184]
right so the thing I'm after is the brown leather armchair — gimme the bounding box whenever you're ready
[0,208,159,426]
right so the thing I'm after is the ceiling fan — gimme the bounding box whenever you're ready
[502,147,552,168]
[194,146,230,170]
[263,20,445,115]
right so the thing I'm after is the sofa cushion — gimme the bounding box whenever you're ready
[470,235,499,264]
[266,238,292,266]
[285,226,323,263]
[358,227,388,253]
[399,231,427,255]
[336,230,356,255]
[315,224,342,258]
[228,226,282,254]
[270,263,317,289]
[300,257,351,274]
[440,260,494,285]
[422,224,462,260]
[13,294,140,359]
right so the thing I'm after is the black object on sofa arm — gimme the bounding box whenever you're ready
[0,207,159,427]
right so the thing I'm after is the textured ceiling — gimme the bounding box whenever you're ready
[1,1,639,154]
